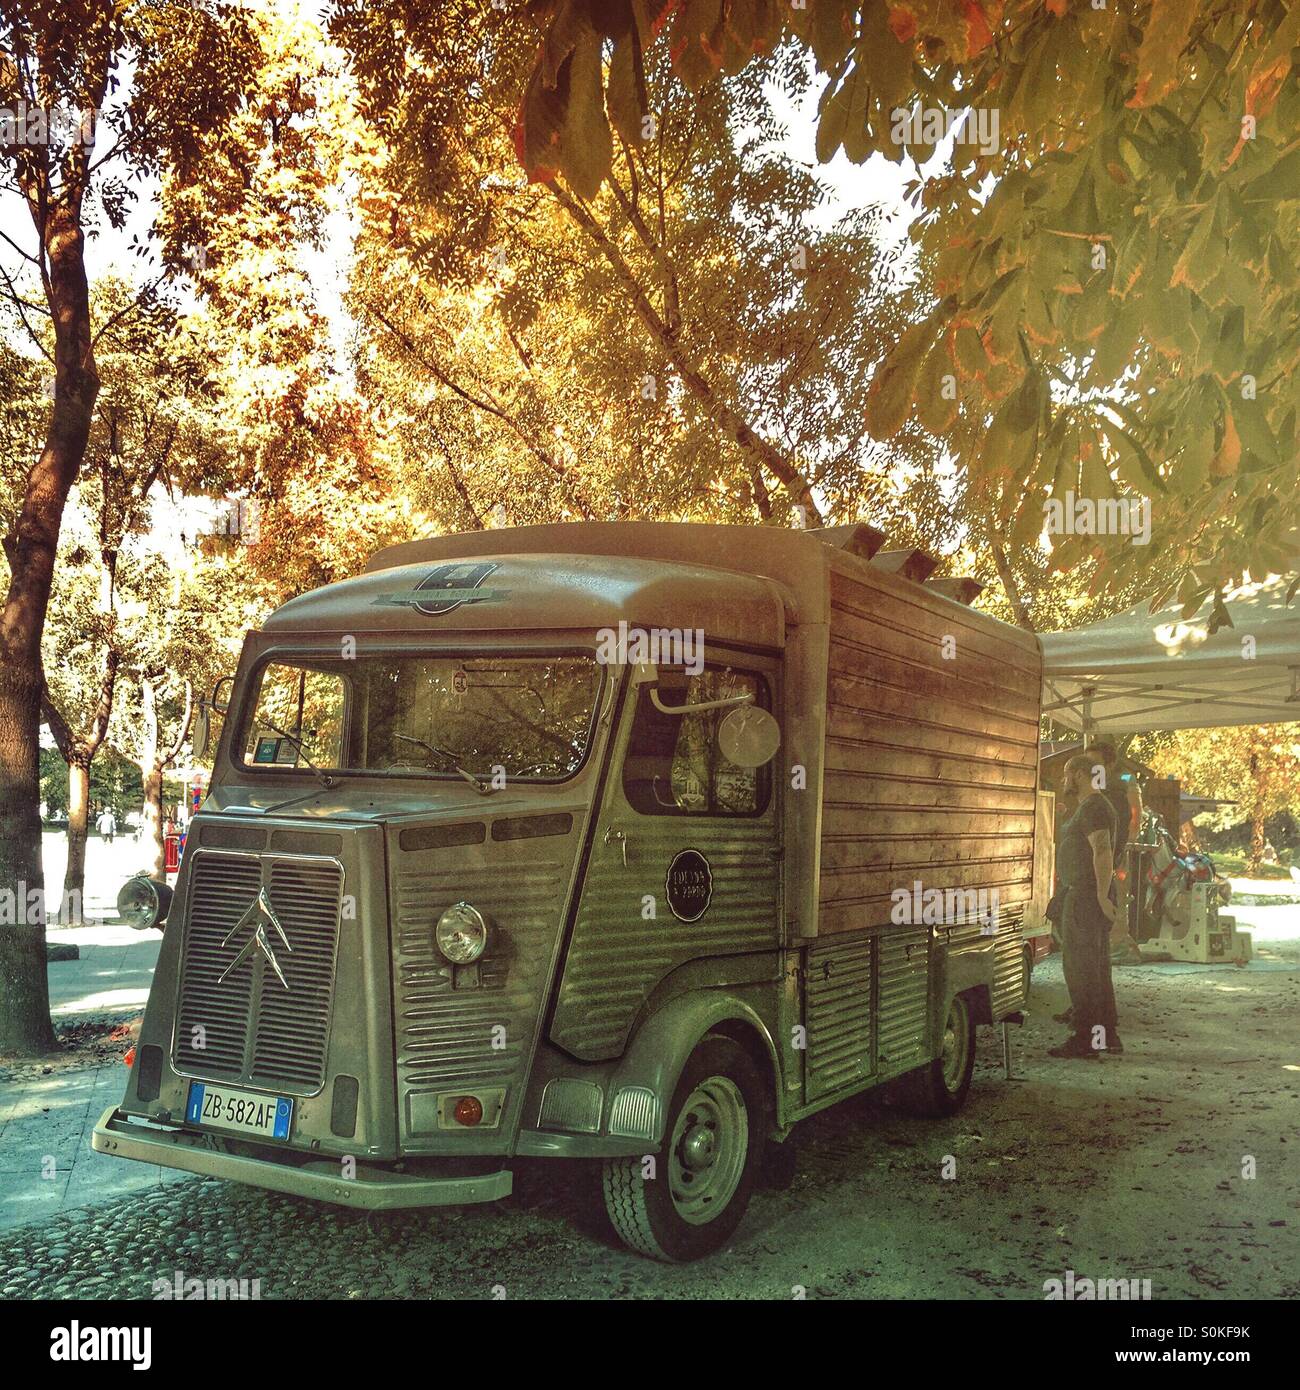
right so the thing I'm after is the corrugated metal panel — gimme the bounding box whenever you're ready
[552,823,778,1060]
[174,855,261,1080]
[991,905,1029,1018]
[804,932,873,1100]
[390,854,570,1132]
[250,860,342,1090]
[173,853,342,1096]
[877,926,931,1076]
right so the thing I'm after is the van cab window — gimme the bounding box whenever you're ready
[244,663,346,768]
[240,654,601,782]
[622,667,770,816]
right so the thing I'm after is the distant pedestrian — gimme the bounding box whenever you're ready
[96,806,117,844]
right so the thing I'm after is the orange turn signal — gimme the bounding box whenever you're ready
[453,1095,483,1126]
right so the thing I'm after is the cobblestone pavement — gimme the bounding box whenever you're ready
[3,941,1297,1301]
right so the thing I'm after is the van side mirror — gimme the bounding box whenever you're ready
[193,675,234,760]
[193,702,211,760]
[717,705,781,768]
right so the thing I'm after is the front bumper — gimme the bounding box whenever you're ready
[92,1107,512,1211]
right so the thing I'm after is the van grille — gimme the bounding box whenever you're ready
[173,852,343,1096]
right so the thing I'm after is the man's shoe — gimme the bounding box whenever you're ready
[1052,1008,1074,1024]
[1047,1035,1099,1059]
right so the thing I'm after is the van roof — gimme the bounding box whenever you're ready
[262,546,792,649]
[265,521,1028,652]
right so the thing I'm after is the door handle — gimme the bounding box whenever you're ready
[603,825,628,867]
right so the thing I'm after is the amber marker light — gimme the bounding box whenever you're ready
[454,1096,484,1126]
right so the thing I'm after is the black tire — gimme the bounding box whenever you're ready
[601,1034,765,1262]
[898,993,976,1118]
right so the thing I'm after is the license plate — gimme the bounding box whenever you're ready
[186,1082,292,1139]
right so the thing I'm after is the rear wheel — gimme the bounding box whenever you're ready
[601,1035,765,1262]
[898,994,976,1117]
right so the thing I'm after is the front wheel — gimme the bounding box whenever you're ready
[601,1035,765,1262]
[898,994,976,1117]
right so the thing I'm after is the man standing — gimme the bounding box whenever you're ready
[97,805,116,844]
[1091,739,1143,958]
[1049,752,1122,1059]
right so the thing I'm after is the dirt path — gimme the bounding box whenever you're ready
[4,938,1297,1300]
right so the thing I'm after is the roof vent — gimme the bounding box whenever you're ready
[872,548,939,583]
[810,523,887,561]
[926,576,984,605]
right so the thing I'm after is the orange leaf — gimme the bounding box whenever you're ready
[961,0,995,58]
[1210,413,1241,477]
[888,4,918,44]
[1125,0,1197,110]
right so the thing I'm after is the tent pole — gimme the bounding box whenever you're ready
[1081,685,1096,747]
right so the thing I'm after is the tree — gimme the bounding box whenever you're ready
[516,0,1299,610]
[32,277,213,921]
[332,2,926,532]
[110,541,254,878]
[1149,724,1300,872]
[0,1,338,1052]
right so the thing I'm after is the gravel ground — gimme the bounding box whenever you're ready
[3,942,1297,1301]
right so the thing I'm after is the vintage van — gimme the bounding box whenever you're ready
[94,522,1048,1261]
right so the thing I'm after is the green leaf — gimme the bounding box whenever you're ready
[916,342,958,436]
[606,30,645,147]
[1169,200,1222,294]
[557,31,613,199]
[854,4,914,110]
[865,317,933,440]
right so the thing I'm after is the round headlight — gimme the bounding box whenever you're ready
[436,901,488,964]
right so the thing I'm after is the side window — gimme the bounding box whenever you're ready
[622,667,770,816]
[243,663,347,769]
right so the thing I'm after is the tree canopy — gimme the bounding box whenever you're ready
[517,0,1300,611]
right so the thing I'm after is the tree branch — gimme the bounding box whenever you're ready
[548,181,824,524]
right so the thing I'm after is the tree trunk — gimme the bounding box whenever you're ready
[142,765,165,882]
[1247,806,1266,875]
[138,676,166,881]
[61,762,91,926]
[0,203,99,1054]
[0,665,54,1052]
[990,535,1035,631]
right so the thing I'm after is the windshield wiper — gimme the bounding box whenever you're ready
[256,719,335,789]
[393,734,496,795]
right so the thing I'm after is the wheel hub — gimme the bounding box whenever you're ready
[667,1076,748,1225]
[941,1000,968,1092]
[680,1122,716,1172]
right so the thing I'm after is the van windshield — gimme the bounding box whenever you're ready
[239,654,602,782]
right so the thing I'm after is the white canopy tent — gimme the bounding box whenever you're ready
[1040,573,1300,734]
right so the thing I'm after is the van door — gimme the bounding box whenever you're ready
[549,657,782,1062]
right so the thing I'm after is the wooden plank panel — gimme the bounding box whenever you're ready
[822,771,1037,814]
[828,622,1041,705]
[826,705,1041,770]
[820,857,1034,901]
[818,559,1043,942]
[820,807,1035,838]
[829,670,1040,748]
[830,568,1041,676]
[820,834,1035,874]
[824,741,1039,790]
[819,880,1033,936]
